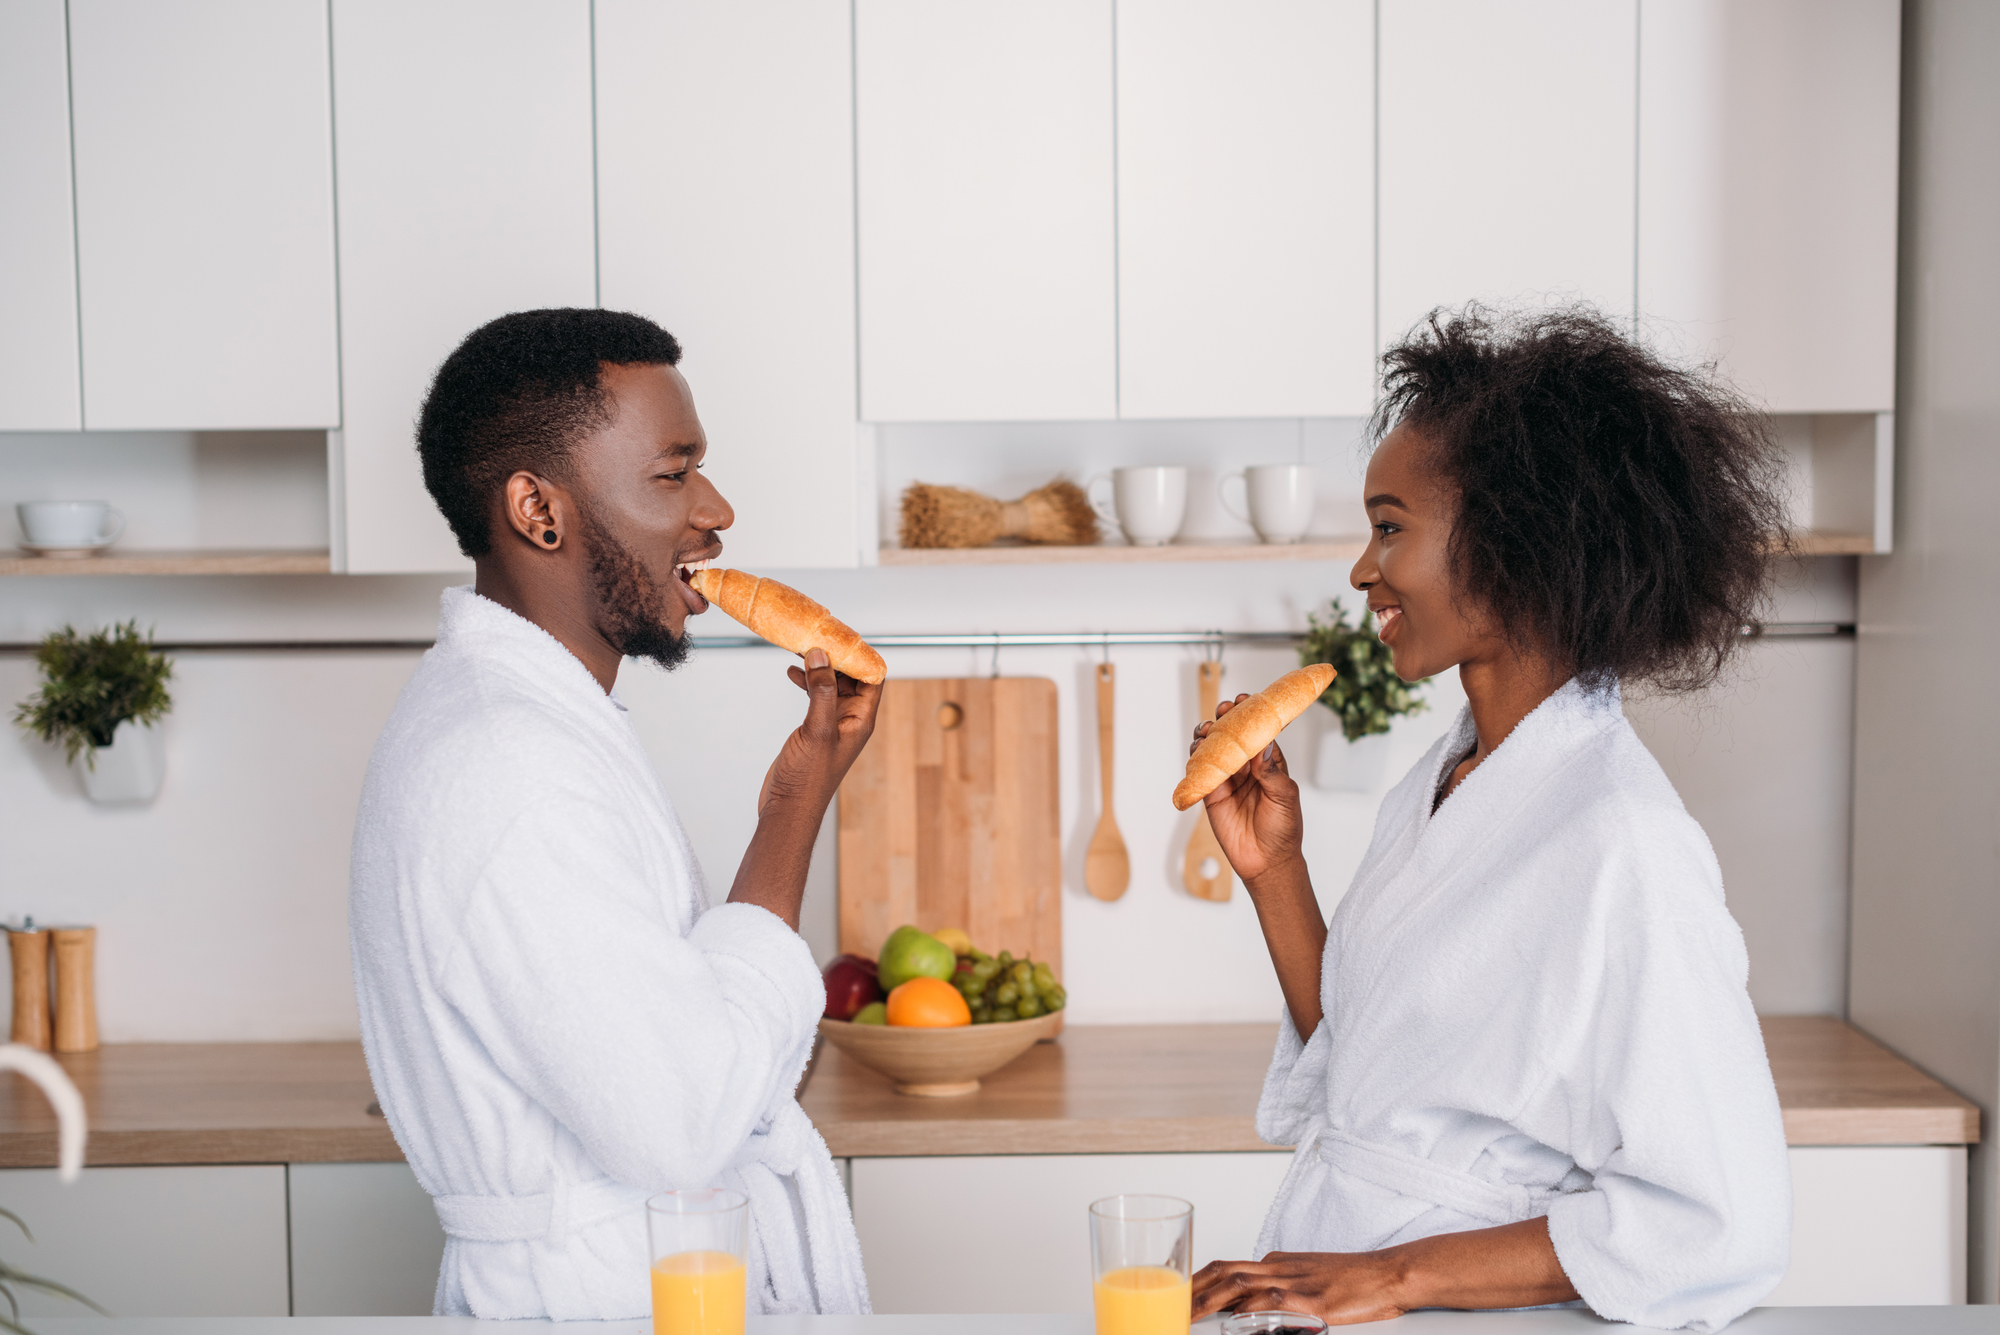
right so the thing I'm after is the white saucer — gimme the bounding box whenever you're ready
[17,540,118,558]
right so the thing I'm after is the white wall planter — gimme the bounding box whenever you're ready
[1313,728,1392,793]
[80,719,165,805]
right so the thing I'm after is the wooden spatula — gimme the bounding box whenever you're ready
[1084,662,1131,900]
[1183,661,1232,902]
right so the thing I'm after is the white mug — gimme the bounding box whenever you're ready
[1219,464,1316,544]
[18,501,124,549]
[1087,467,1187,547]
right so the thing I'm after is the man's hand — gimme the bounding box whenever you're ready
[758,648,882,813]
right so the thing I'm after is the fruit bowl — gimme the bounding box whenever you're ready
[816,1012,1062,1097]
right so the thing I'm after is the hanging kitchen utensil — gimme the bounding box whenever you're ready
[1183,660,1232,901]
[1084,661,1131,900]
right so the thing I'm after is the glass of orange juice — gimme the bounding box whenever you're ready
[646,1188,749,1335]
[1089,1194,1193,1335]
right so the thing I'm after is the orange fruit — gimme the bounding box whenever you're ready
[885,976,972,1028]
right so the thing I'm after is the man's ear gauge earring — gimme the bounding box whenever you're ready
[542,530,558,545]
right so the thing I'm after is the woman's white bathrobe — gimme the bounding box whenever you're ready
[1257,681,1788,1332]
[349,587,867,1320]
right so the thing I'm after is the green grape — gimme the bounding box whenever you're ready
[995,982,1020,1006]
[972,960,1000,983]
[992,1006,1017,1022]
[1011,961,1033,985]
[971,1007,993,1024]
[1032,964,1057,990]
[969,949,992,963]
[1016,995,1043,1017]
[1045,992,1065,1011]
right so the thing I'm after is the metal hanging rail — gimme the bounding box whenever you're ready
[0,623,1853,655]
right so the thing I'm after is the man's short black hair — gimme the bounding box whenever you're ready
[1374,304,1792,694]
[416,308,683,557]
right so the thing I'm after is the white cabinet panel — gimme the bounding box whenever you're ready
[597,0,859,571]
[857,0,1117,423]
[68,0,339,430]
[331,0,595,574]
[1379,0,1637,346]
[1638,0,1899,413]
[851,1151,1292,1314]
[0,0,81,430]
[0,1165,288,1317]
[1770,1145,1966,1306]
[1117,0,1374,420]
[288,1161,445,1316]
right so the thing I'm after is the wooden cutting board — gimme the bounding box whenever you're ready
[837,677,1061,979]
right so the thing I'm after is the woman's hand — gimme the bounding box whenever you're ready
[1195,695,1305,886]
[1192,1220,1578,1325]
[1191,1251,1411,1325]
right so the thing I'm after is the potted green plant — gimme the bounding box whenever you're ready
[12,622,173,805]
[1298,598,1429,791]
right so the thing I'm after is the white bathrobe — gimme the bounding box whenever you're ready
[349,587,868,1320]
[1257,681,1788,1332]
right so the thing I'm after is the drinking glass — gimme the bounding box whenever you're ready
[647,1188,750,1335]
[1089,1194,1193,1335]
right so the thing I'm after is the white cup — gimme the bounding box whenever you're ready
[1219,464,1316,544]
[1086,467,1187,547]
[18,501,124,549]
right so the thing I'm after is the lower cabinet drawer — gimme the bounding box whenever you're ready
[851,1151,1293,1315]
[853,1146,1969,1314]
[288,1161,446,1316]
[0,1164,289,1317]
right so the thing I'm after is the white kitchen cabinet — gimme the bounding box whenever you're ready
[596,0,860,571]
[1378,0,1637,347]
[67,0,339,431]
[1638,0,1900,414]
[1769,1146,1966,1306]
[0,1165,288,1317]
[288,1161,444,1316]
[0,0,81,431]
[851,1152,1293,1314]
[1116,0,1375,421]
[856,0,1117,423]
[330,0,595,574]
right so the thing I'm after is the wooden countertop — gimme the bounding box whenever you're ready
[0,1018,1976,1168]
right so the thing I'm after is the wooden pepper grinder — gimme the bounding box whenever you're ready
[8,923,52,1052]
[51,927,98,1054]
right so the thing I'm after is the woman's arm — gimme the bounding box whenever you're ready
[1195,702,1326,1037]
[1191,1217,1579,1323]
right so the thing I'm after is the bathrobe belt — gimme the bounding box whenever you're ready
[429,1106,825,1247]
[1315,1126,1564,1227]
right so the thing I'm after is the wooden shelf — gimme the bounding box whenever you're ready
[878,539,1367,566]
[0,548,331,576]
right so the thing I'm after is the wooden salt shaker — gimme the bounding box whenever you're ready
[8,927,52,1052]
[51,927,98,1054]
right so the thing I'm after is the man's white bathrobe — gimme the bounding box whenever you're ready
[349,587,868,1320]
[1258,681,1788,1333]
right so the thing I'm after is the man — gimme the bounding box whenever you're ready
[349,308,879,1319]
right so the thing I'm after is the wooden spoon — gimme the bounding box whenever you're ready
[1183,661,1232,902]
[1084,662,1131,900]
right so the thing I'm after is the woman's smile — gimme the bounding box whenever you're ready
[1372,603,1404,643]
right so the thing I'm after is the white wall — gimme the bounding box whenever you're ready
[0,548,1856,1039]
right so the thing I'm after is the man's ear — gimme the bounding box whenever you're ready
[500,472,571,551]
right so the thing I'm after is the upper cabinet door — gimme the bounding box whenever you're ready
[68,0,339,430]
[331,0,596,574]
[1117,0,1374,420]
[0,0,81,431]
[1378,0,1637,348]
[1639,0,1899,414]
[857,0,1117,423]
[597,1,858,570]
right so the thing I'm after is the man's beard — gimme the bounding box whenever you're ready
[579,516,692,672]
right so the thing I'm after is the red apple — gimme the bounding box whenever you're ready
[822,954,882,1021]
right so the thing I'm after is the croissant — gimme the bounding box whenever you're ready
[1172,664,1335,810]
[688,567,887,685]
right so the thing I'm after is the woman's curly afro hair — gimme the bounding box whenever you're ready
[1373,304,1793,695]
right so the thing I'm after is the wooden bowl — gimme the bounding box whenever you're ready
[816,1012,1062,1096]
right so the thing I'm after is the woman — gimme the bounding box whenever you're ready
[1191,307,1793,1332]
